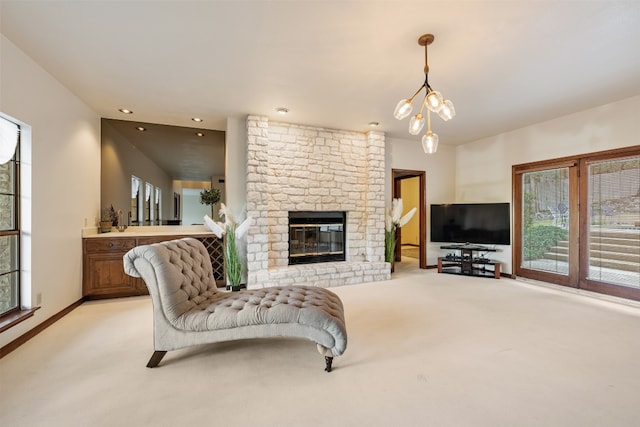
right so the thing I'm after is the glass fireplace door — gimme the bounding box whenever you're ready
[288,211,346,265]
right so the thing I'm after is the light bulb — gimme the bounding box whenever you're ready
[393,99,413,120]
[421,131,439,154]
[408,114,425,135]
[426,91,443,112]
[438,100,456,121]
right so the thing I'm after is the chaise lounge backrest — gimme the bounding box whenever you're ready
[124,237,219,325]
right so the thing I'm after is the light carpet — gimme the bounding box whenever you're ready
[2,258,640,426]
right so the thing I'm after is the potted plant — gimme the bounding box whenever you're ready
[200,188,221,218]
[100,205,121,233]
[203,203,251,291]
[385,198,417,270]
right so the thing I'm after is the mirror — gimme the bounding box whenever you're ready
[101,118,225,225]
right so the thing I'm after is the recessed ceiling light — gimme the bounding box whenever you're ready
[195,132,204,137]
[119,108,133,114]
[369,121,380,127]
[276,107,289,115]
[192,117,203,122]
[136,126,146,131]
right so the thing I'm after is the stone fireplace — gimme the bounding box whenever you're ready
[245,116,390,288]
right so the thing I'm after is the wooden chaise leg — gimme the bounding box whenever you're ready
[324,356,333,372]
[146,351,167,368]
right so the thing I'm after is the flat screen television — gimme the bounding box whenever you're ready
[430,203,511,245]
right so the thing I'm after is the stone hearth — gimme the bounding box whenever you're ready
[245,116,390,288]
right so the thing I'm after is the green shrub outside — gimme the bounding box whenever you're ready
[523,225,568,260]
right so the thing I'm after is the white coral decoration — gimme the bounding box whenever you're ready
[204,215,224,238]
[234,215,251,239]
[398,206,417,228]
[385,214,394,233]
[385,198,416,231]
[204,203,251,238]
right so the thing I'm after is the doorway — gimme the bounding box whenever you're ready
[392,169,427,269]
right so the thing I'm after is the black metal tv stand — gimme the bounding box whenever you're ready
[437,244,500,279]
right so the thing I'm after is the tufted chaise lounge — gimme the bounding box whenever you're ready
[123,237,347,371]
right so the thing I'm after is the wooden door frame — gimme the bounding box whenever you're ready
[392,169,427,269]
[512,160,579,287]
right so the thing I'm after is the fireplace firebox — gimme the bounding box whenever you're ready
[289,211,346,265]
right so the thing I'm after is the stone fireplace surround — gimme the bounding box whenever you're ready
[246,115,390,288]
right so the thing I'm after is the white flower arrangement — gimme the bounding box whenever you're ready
[385,198,417,264]
[204,203,252,288]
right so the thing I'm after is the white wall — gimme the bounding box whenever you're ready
[0,35,101,348]
[455,94,640,274]
[387,136,457,265]
[224,116,248,216]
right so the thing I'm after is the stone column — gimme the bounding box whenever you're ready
[246,115,270,286]
[366,131,387,264]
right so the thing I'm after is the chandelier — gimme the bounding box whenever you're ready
[393,34,455,154]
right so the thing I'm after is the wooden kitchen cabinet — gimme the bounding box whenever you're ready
[83,234,224,299]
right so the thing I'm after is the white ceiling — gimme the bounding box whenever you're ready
[2,1,640,155]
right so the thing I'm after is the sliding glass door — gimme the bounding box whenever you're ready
[514,162,579,287]
[581,154,640,298]
[514,147,640,301]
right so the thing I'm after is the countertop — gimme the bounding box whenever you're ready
[82,225,217,238]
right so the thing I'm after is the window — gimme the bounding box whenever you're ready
[131,176,141,225]
[154,187,161,224]
[144,182,153,224]
[0,117,20,317]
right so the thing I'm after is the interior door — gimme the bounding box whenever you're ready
[514,161,579,287]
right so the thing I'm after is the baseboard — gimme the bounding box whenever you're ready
[0,299,84,359]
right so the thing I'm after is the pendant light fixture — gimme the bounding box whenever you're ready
[0,116,19,164]
[393,34,454,154]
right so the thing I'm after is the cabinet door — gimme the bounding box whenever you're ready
[84,252,145,298]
